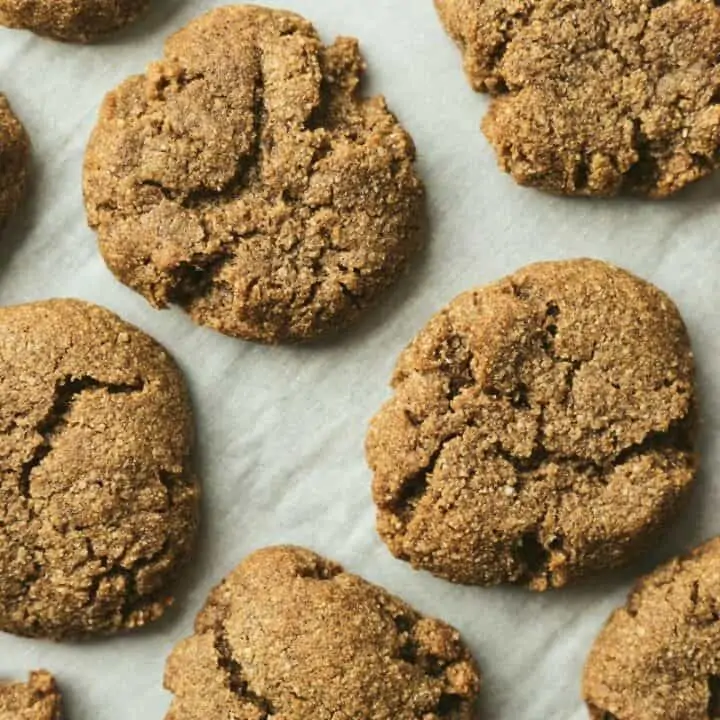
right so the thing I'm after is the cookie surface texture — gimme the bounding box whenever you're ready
[584,537,720,720]
[435,0,720,197]
[84,5,423,343]
[0,93,29,226]
[0,0,148,42]
[0,671,63,720]
[164,545,481,719]
[0,299,198,639]
[367,259,696,589]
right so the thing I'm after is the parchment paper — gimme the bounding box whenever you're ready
[1,2,719,718]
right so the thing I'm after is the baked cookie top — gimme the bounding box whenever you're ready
[367,259,696,589]
[0,671,63,720]
[164,545,481,719]
[0,0,149,42]
[584,536,720,720]
[0,93,29,226]
[0,299,199,639]
[84,5,423,343]
[435,0,720,197]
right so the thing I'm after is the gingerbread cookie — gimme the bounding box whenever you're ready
[0,0,148,42]
[84,5,423,343]
[0,671,63,720]
[164,546,480,719]
[584,537,720,720]
[367,259,696,589]
[0,93,29,227]
[436,0,720,196]
[0,299,199,638]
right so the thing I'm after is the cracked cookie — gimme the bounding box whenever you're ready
[0,0,149,42]
[0,671,63,720]
[0,299,199,639]
[164,545,481,719]
[0,93,29,228]
[367,259,696,590]
[584,537,720,720]
[435,0,720,197]
[83,5,423,344]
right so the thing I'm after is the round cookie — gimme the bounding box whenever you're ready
[83,5,423,344]
[0,0,149,42]
[0,299,199,639]
[164,545,481,719]
[367,259,696,590]
[0,93,29,227]
[0,671,63,720]
[584,537,720,720]
[435,0,720,197]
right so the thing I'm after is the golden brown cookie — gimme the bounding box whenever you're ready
[0,93,29,227]
[367,259,696,590]
[164,545,481,719]
[435,0,720,197]
[0,0,148,42]
[83,5,423,344]
[0,299,199,639]
[0,671,63,720]
[584,537,720,720]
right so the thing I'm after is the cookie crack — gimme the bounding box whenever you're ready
[213,623,276,717]
[393,618,474,718]
[587,704,620,720]
[166,248,235,307]
[393,613,462,684]
[18,375,144,498]
[497,409,692,478]
[479,4,540,93]
[157,468,195,510]
[389,431,464,522]
[708,675,720,717]
[84,538,171,622]
[389,398,691,549]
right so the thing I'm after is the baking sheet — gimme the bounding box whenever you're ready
[1,1,719,717]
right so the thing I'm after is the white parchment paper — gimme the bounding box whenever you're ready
[1,2,719,718]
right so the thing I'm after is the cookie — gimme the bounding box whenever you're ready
[0,299,199,639]
[83,5,423,344]
[0,93,29,227]
[164,545,481,719]
[367,259,696,590]
[584,537,720,720]
[0,0,148,42]
[435,0,720,197]
[0,671,63,720]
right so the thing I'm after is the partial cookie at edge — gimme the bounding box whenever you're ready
[163,545,481,719]
[0,93,29,227]
[435,0,720,197]
[0,671,63,719]
[0,0,149,42]
[583,537,720,720]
